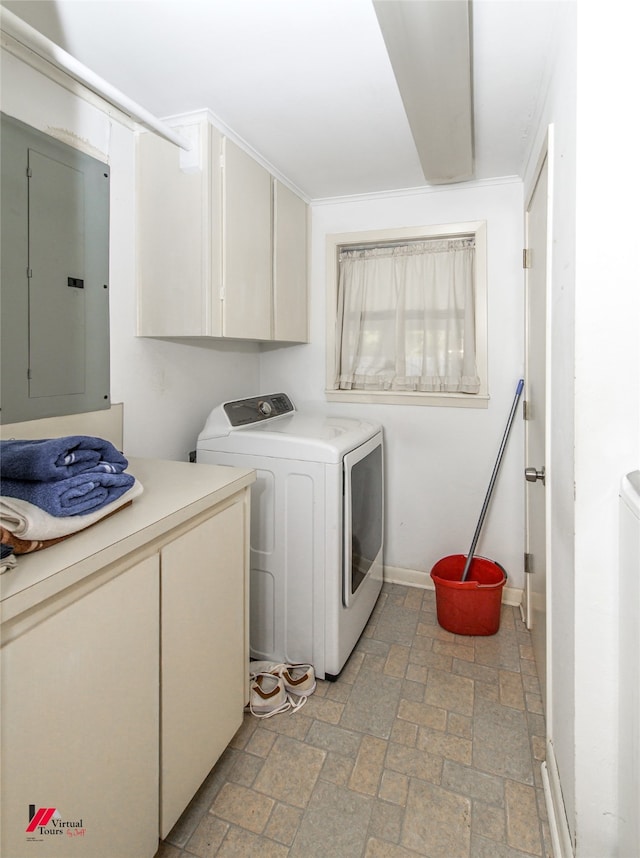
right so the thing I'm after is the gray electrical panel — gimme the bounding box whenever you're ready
[1,113,110,424]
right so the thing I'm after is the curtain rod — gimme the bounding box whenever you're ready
[0,7,192,152]
[339,234,475,254]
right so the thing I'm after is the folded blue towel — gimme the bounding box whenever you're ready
[0,436,128,481]
[0,471,135,517]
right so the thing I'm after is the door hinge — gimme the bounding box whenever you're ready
[524,552,533,574]
[26,166,32,178]
[27,367,32,380]
[523,248,532,269]
[522,400,529,420]
[27,267,32,278]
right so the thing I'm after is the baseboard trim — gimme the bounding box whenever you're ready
[384,564,523,607]
[542,741,574,858]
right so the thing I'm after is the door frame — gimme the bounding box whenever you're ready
[524,125,553,711]
[525,127,573,858]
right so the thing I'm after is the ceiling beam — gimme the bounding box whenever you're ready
[373,0,474,184]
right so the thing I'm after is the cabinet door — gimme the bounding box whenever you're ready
[273,180,309,342]
[222,138,272,340]
[0,556,159,858]
[137,124,211,336]
[160,500,246,837]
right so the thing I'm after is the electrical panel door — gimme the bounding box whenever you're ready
[1,113,110,424]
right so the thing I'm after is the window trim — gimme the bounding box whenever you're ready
[325,220,488,408]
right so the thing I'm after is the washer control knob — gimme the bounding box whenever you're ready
[257,400,273,417]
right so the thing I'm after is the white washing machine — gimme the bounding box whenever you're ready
[196,393,384,679]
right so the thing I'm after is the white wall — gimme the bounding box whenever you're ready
[573,2,640,855]
[523,2,640,855]
[0,46,260,461]
[261,180,526,587]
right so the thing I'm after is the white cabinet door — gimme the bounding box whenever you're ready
[273,180,308,343]
[0,556,160,858]
[160,500,246,837]
[137,125,212,336]
[137,119,307,342]
[221,138,272,340]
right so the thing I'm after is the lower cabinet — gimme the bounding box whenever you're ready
[160,500,246,836]
[0,486,249,858]
[0,555,160,858]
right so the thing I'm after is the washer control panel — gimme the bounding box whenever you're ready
[223,393,294,427]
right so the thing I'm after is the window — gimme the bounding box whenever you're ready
[326,221,488,407]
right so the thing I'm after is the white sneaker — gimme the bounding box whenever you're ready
[280,664,317,697]
[249,661,316,698]
[247,673,292,719]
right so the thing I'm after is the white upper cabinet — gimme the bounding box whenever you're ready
[137,117,212,337]
[273,179,309,342]
[136,117,308,342]
[222,138,272,339]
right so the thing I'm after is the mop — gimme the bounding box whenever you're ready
[430,378,525,635]
[461,378,525,581]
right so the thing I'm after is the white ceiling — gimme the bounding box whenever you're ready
[2,0,566,200]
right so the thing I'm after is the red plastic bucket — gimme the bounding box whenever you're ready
[430,554,507,636]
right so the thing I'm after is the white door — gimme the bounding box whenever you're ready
[524,150,549,710]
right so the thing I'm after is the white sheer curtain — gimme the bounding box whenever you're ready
[334,236,480,393]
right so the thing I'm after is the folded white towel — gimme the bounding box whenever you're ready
[0,479,143,540]
[0,553,17,575]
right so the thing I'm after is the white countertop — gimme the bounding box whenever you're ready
[0,458,255,624]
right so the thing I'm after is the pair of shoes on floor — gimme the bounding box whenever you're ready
[247,661,316,719]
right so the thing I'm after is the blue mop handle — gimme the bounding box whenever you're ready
[460,378,525,582]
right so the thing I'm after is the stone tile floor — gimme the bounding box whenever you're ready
[155,582,552,858]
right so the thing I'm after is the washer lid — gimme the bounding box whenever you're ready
[198,401,381,463]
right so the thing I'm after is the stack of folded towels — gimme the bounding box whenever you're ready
[0,435,142,561]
